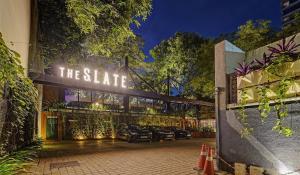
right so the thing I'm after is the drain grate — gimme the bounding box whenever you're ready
[50,161,80,170]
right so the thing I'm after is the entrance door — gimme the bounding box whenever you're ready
[46,116,58,139]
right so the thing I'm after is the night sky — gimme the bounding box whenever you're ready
[134,0,282,61]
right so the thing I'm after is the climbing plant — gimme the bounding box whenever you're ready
[257,85,271,122]
[0,33,38,154]
[264,37,297,136]
[237,88,253,137]
[235,35,300,137]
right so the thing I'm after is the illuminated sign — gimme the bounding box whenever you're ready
[58,67,127,88]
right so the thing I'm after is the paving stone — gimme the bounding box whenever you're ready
[26,138,215,175]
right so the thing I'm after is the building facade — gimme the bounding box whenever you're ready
[282,0,300,26]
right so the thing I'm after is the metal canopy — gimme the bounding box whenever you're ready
[29,72,214,106]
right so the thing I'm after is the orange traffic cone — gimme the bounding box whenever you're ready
[203,147,215,175]
[198,144,207,170]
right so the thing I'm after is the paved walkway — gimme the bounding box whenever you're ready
[25,138,215,175]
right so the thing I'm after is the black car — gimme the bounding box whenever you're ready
[165,127,191,139]
[147,126,175,141]
[116,124,152,143]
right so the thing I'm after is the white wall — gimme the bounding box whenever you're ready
[0,0,31,76]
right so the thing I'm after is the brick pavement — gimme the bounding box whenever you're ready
[23,138,215,175]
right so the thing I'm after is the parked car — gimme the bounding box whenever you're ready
[117,123,152,143]
[147,126,175,141]
[165,127,191,139]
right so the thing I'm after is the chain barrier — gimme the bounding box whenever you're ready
[214,154,235,170]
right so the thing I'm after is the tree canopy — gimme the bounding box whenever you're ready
[66,0,152,57]
[38,0,152,70]
[234,20,273,52]
[149,32,215,100]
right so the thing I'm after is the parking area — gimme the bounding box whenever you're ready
[25,138,215,175]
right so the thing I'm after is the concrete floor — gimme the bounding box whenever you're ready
[24,138,216,175]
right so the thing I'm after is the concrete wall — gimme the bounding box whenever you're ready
[215,35,300,174]
[221,105,300,174]
[247,34,300,62]
[0,0,32,75]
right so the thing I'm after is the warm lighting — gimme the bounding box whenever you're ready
[75,70,80,80]
[59,67,65,77]
[96,134,104,139]
[83,68,91,81]
[103,72,110,85]
[121,75,127,88]
[77,135,85,140]
[58,66,127,88]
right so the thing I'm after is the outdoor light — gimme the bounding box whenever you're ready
[83,68,91,82]
[59,67,65,77]
[113,74,119,86]
[58,66,127,89]
[74,70,80,80]
[103,72,110,85]
[94,70,100,84]
[96,134,104,139]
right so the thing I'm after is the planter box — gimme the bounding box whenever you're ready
[237,59,300,103]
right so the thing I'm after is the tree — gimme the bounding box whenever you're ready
[38,0,152,71]
[234,20,272,52]
[149,32,215,99]
[66,0,152,57]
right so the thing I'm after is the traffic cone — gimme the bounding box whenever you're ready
[203,147,215,175]
[197,144,207,170]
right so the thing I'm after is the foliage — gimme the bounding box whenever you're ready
[66,0,152,57]
[38,0,84,68]
[237,88,253,137]
[200,126,214,133]
[89,103,108,111]
[234,20,272,53]
[272,78,293,137]
[0,138,41,175]
[257,86,271,122]
[149,32,215,99]
[254,53,273,69]
[279,12,300,37]
[38,0,152,72]
[234,61,253,76]
[267,35,300,59]
[235,35,300,137]
[146,107,156,115]
[0,33,38,154]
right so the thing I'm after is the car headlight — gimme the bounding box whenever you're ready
[130,132,138,135]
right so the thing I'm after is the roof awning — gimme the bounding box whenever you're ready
[29,72,214,106]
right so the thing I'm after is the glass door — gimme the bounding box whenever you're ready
[46,116,58,140]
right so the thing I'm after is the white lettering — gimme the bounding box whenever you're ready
[103,72,110,85]
[75,70,80,80]
[121,75,127,88]
[83,68,91,82]
[58,66,127,88]
[67,69,73,79]
[94,70,100,84]
[113,74,119,87]
[59,67,65,77]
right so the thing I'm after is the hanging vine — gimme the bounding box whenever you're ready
[0,33,38,154]
[238,88,253,137]
[235,35,300,138]
[272,78,293,136]
[257,85,271,122]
